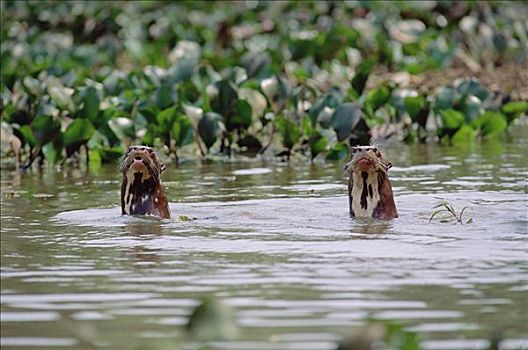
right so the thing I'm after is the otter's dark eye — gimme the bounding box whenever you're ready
[147,148,154,153]
[372,147,378,153]
[352,148,358,154]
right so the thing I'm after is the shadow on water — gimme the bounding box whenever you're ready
[1,128,528,349]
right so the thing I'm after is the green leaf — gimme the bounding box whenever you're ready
[475,111,507,137]
[88,148,102,169]
[289,36,317,61]
[18,125,37,147]
[229,99,252,130]
[103,71,126,95]
[391,19,426,44]
[404,94,430,128]
[456,78,489,101]
[301,115,313,136]
[389,89,419,119]
[502,101,528,123]
[167,40,201,83]
[212,80,238,119]
[81,86,100,120]
[459,207,469,222]
[49,86,74,111]
[179,215,191,221]
[172,115,194,147]
[461,95,483,123]
[309,90,342,125]
[168,60,196,83]
[276,75,291,103]
[138,102,160,123]
[238,87,267,121]
[308,98,326,125]
[403,95,425,120]
[42,134,64,164]
[429,209,449,222]
[108,117,135,141]
[275,115,300,150]
[63,119,95,147]
[157,106,178,130]
[22,76,42,96]
[99,147,124,163]
[330,103,363,142]
[141,125,156,145]
[198,112,223,150]
[32,115,60,146]
[351,58,376,95]
[309,131,328,160]
[433,86,455,112]
[326,142,348,161]
[502,101,528,114]
[432,202,449,209]
[177,80,200,103]
[451,124,475,144]
[241,51,271,79]
[87,131,110,151]
[440,109,464,130]
[156,83,174,109]
[365,85,391,113]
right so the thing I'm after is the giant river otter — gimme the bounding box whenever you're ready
[345,146,398,220]
[120,146,170,219]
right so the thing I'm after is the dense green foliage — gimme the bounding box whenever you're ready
[1,1,527,167]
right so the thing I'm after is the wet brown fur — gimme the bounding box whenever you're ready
[345,146,398,220]
[120,146,170,219]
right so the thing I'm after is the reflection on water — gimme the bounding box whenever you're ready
[1,130,528,350]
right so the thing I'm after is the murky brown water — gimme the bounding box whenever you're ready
[1,129,527,350]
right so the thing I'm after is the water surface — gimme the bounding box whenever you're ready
[1,132,527,350]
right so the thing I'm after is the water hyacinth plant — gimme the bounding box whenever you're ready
[1,1,527,168]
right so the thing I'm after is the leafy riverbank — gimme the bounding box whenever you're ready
[1,1,527,168]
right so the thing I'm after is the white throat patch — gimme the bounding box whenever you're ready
[123,171,136,214]
[350,170,381,217]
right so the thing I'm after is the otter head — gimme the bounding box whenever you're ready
[345,146,397,220]
[120,146,170,219]
[345,146,392,176]
[121,146,165,181]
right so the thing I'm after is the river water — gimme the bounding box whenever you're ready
[1,130,527,350]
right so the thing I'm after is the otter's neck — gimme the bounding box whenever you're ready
[121,173,170,219]
[350,170,382,217]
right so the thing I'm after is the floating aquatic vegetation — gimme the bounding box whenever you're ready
[429,202,473,225]
[1,1,526,168]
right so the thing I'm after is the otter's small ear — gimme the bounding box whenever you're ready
[160,164,167,173]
